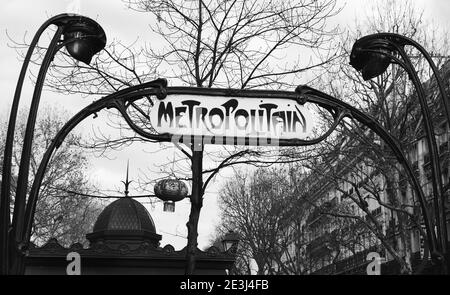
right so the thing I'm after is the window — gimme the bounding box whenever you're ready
[439,141,449,154]
[409,143,418,163]
[412,161,419,178]
[330,197,338,206]
[423,153,430,166]
[425,169,432,182]
[370,207,382,216]
[442,167,449,185]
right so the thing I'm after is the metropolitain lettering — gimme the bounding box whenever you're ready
[155,98,308,137]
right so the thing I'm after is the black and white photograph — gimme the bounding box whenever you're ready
[0,0,449,287]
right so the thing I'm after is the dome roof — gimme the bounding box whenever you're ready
[86,197,161,246]
[93,197,156,233]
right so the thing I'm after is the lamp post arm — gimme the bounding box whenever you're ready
[402,37,450,267]
[10,26,64,251]
[411,41,450,121]
[22,99,105,250]
[369,38,449,269]
[352,33,450,272]
[0,15,73,275]
[362,33,450,122]
[394,45,448,270]
[0,21,44,276]
[369,42,446,251]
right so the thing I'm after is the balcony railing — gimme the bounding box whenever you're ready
[306,201,335,225]
[312,246,381,275]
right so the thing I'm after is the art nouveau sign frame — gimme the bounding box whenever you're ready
[22,78,436,264]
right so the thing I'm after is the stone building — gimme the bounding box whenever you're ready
[25,196,236,275]
[298,62,450,275]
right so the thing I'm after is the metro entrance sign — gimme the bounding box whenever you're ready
[1,13,446,275]
[2,79,441,275]
[150,93,314,146]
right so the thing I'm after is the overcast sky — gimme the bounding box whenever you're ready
[1,0,450,250]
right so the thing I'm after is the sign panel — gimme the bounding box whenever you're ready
[149,94,314,145]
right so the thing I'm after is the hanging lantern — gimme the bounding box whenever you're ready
[154,179,188,212]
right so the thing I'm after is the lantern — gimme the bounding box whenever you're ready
[63,17,107,65]
[154,179,188,212]
[222,230,240,252]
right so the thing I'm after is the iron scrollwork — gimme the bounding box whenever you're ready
[21,80,438,267]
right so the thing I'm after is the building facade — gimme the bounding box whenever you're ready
[297,64,450,275]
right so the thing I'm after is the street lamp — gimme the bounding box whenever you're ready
[222,230,239,275]
[0,13,106,275]
[222,230,240,252]
[350,33,449,273]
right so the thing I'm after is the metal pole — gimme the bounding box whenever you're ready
[368,33,450,123]
[374,34,450,265]
[185,141,203,275]
[0,16,62,275]
[1,14,106,275]
[406,38,450,271]
[8,27,65,275]
[350,34,449,273]
[392,44,447,273]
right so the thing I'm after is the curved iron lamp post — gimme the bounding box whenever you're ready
[0,13,106,275]
[350,33,449,273]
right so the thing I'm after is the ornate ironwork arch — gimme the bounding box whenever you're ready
[23,80,438,266]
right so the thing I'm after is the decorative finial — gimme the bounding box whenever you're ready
[121,160,132,197]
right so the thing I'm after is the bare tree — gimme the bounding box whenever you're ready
[125,0,340,88]
[6,0,344,189]
[217,167,313,274]
[10,0,343,272]
[0,105,104,247]
[10,0,342,137]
